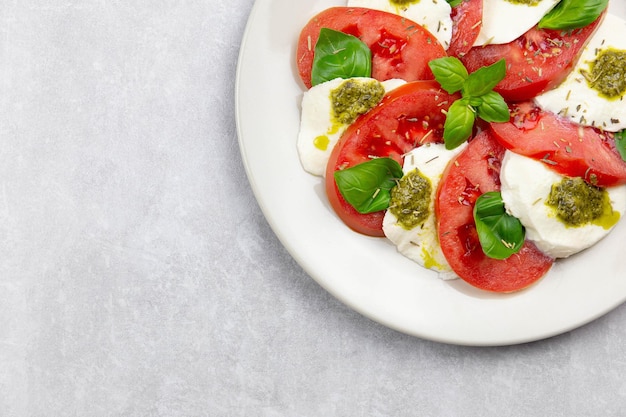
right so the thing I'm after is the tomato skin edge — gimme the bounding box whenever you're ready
[325,172,387,237]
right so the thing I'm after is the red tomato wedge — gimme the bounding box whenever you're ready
[460,13,604,102]
[325,81,458,236]
[436,130,554,292]
[296,7,446,89]
[448,0,483,59]
[490,103,626,187]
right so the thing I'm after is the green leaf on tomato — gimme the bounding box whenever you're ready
[463,59,506,97]
[430,58,507,149]
[538,0,608,30]
[446,0,463,6]
[477,91,510,123]
[444,98,476,150]
[473,191,525,260]
[334,158,403,214]
[311,28,372,87]
[615,130,626,162]
[428,57,468,94]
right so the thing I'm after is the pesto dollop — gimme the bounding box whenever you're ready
[390,0,420,7]
[330,79,385,125]
[389,169,432,230]
[546,177,618,228]
[583,48,626,99]
[505,0,541,5]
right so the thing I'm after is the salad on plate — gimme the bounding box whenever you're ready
[293,0,626,293]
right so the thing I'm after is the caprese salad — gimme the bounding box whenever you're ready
[294,0,626,293]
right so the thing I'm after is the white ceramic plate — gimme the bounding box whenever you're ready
[235,0,626,346]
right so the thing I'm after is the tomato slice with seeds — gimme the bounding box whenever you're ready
[448,0,483,59]
[436,130,554,293]
[296,7,447,89]
[325,81,458,236]
[460,13,604,102]
[490,102,626,187]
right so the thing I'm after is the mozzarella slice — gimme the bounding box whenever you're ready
[347,0,453,50]
[297,77,406,176]
[474,0,560,46]
[534,13,626,132]
[500,151,626,259]
[383,143,466,280]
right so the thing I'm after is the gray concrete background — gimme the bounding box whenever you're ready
[1,1,625,415]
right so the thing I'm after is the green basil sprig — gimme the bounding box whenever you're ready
[446,0,463,7]
[473,191,525,260]
[428,57,509,149]
[615,130,626,162]
[311,28,372,87]
[334,158,403,214]
[539,0,608,30]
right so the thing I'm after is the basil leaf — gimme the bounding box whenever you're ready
[539,0,608,30]
[615,130,626,162]
[444,98,476,150]
[334,158,403,214]
[463,59,506,97]
[477,91,510,123]
[428,57,469,94]
[433,58,508,149]
[311,28,372,87]
[447,0,463,6]
[473,191,525,260]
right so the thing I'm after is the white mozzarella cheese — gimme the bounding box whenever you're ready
[500,151,626,259]
[347,0,453,49]
[297,77,406,176]
[383,142,466,280]
[474,0,560,46]
[534,13,626,132]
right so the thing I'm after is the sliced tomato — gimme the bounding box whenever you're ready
[436,130,553,292]
[460,13,604,102]
[448,0,483,59]
[325,81,457,236]
[296,7,446,89]
[490,102,626,187]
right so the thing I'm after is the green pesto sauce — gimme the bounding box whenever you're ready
[390,0,420,7]
[330,79,385,125]
[546,177,620,229]
[505,0,541,5]
[389,169,432,230]
[583,48,626,99]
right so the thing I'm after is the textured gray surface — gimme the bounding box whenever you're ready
[1,1,626,416]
